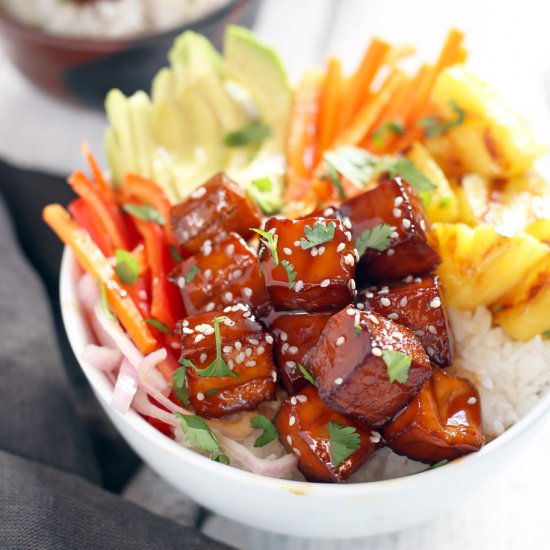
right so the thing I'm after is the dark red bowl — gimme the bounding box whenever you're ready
[0,0,259,108]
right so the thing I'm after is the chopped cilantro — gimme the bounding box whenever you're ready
[356,223,393,256]
[429,459,449,469]
[321,161,347,200]
[543,330,550,338]
[300,221,336,250]
[193,316,238,379]
[205,388,221,397]
[224,121,272,147]
[418,100,465,138]
[171,361,192,408]
[380,157,437,194]
[114,249,139,284]
[98,281,115,321]
[438,196,452,209]
[354,325,363,336]
[281,260,297,289]
[145,318,174,335]
[327,422,361,466]
[298,363,315,385]
[185,265,202,283]
[169,244,183,263]
[250,176,273,192]
[177,413,229,464]
[251,415,279,447]
[251,227,279,267]
[382,349,412,384]
[122,203,166,225]
[372,118,405,149]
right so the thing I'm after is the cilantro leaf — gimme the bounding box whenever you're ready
[354,325,363,336]
[298,363,315,385]
[372,118,405,149]
[327,421,361,466]
[251,415,279,447]
[418,100,465,138]
[205,388,221,397]
[382,349,412,384]
[145,318,174,335]
[122,203,166,225]
[543,330,550,338]
[250,176,273,192]
[356,223,393,256]
[193,316,238,379]
[438,196,452,209]
[177,413,229,463]
[185,265,202,283]
[171,363,191,407]
[281,260,297,289]
[224,121,272,147]
[98,281,115,321]
[169,244,183,263]
[321,161,347,200]
[114,249,139,284]
[251,227,279,267]
[300,221,336,250]
[248,176,283,215]
[382,157,436,193]
[420,459,449,473]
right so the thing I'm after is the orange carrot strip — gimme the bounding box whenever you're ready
[68,171,129,251]
[338,38,391,130]
[43,204,157,354]
[81,142,113,199]
[318,57,343,155]
[334,70,407,148]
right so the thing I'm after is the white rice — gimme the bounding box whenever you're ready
[1,0,231,38]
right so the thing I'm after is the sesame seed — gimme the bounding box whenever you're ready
[415,330,426,337]
[287,435,293,445]
[420,219,426,231]
[293,447,302,456]
[224,291,233,302]
[228,359,234,370]
[346,308,356,316]
[336,336,346,346]
[294,240,301,247]
[388,313,399,320]
[348,279,356,290]
[370,431,382,443]
[176,277,186,289]
[318,246,326,256]
[390,231,399,239]
[265,335,274,344]
[203,269,212,281]
[414,277,422,284]
[467,396,477,405]
[225,244,235,256]
[334,377,343,385]
[427,325,437,335]
[368,314,380,324]
[430,297,441,309]
[289,416,296,426]
[290,396,297,405]
[324,207,335,216]
[372,347,382,357]
[194,334,205,343]
[272,371,277,382]
[387,249,395,256]
[426,345,435,356]
[245,348,253,357]
[378,288,389,295]
[343,218,352,229]
[243,311,251,318]
[344,253,355,266]
[248,338,259,346]
[320,279,331,288]
[182,327,194,334]
[257,346,265,355]
[200,353,207,362]
[356,303,365,310]
[224,318,234,326]
[223,345,232,353]
[402,219,411,229]
[182,320,189,327]
[311,248,318,257]
[246,360,256,367]
[196,324,215,335]
[392,208,402,218]
[366,292,374,299]
[288,346,299,355]
[242,287,253,298]
[404,275,414,283]
[235,341,242,351]
[205,302,215,312]
[345,231,353,242]
[232,269,243,280]
[191,187,206,199]
[236,352,245,364]
[399,297,408,307]
[283,247,292,255]
[337,242,346,253]
[296,394,308,403]
[286,360,296,370]
[279,331,287,342]
[294,280,304,292]
[197,392,205,401]
[380,297,391,307]
[394,196,404,207]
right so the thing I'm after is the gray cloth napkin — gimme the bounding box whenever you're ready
[0,192,228,549]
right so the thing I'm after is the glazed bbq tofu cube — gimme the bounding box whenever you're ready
[305,306,432,426]
[169,232,269,315]
[268,312,332,393]
[178,304,277,418]
[383,368,485,463]
[274,385,380,483]
[258,216,357,312]
[339,177,440,280]
[358,275,452,367]
[170,172,262,253]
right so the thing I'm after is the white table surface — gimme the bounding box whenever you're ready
[3,1,550,548]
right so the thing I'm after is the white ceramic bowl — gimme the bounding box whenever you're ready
[60,247,550,538]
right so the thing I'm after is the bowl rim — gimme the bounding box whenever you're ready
[60,246,550,495]
[0,0,249,52]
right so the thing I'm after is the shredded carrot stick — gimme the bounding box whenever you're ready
[318,57,343,156]
[81,142,113,199]
[334,69,407,148]
[386,44,416,66]
[43,204,157,354]
[122,173,172,228]
[338,38,391,130]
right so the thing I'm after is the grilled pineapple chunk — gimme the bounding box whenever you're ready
[428,66,546,179]
[525,219,550,243]
[407,142,459,222]
[494,256,550,341]
[435,223,549,309]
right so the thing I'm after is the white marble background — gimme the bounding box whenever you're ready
[2,0,550,548]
